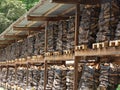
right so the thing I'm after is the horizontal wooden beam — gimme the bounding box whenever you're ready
[0,40,15,44]
[27,15,69,21]
[4,35,28,39]
[13,26,45,31]
[50,0,100,5]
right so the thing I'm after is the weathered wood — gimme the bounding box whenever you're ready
[74,4,80,90]
[27,15,69,21]
[50,0,100,5]
[4,35,28,39]
[13,26,45,31]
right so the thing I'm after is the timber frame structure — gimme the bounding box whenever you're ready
[0,0,120,90]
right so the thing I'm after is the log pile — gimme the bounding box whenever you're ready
[57,21,68,51]
[78,64,99,90]
[37,68,44,90]
[27,36,36,56]
[79,5,100,48]
[98,63,120,90]
[67,17,75,50]
[96,0,119,42]
[34,31,45,55]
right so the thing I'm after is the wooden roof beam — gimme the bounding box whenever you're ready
[4,35,28,39]
[27,15,69,21]
[0,40,15,44]
[13,26,45,31]
[50,0,100,5]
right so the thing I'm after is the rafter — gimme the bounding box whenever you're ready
[4,35,28,39]
[0,40,15,44]
[27,15,69,21]
[13,26,45,31]
[50,0,100,5]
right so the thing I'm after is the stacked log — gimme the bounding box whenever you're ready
[97,0,119,42]
[66,66,74,90]
[98,63,119,90]
[52,65,67,90]
[78,64,99,90]
[46,66,54,90]
[34,31,45,55]
[38,69,44,90]
[67,17,75,50]
[79,5,100,48]
[27,36,36,56]
[56,21,68,51]
[7,68,15,86]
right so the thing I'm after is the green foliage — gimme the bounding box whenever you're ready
[0,0,26,33]
[20,0,40,10]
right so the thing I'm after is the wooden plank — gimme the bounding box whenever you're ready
[27,15,69,21]
[50,0,100,5]
[26,64,29,86]
[44,21,48,90]
[4,35,28,39]
[75,47,120,56]
[0,40,15,43]
[74,4,80,90]
[13,26,45,31]
[45,22,48,52]
[75,4,80,46]
[74,57,79,90]
[44,60,47,90]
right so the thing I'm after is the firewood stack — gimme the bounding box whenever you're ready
[79,5,100,48]
[67,17,75,50]
[0,68,7,83]
[11,43,16,60]
[96,0,119,42]
[47,22,57,52]
[66,66,74,90]
[27,36,36,57]
[34,31,45,55]
[16,68,27,89]
[46,66,54,90]
[20,39,28,58]
[52,65,67,90]
[38,69,44,90]
[78,64,99,90]
[7,68,15,85]
[57,21,68,51]
[115,0,120,39]
[14,42,21,59]
[98,63,120,90]
[28,67,40,89]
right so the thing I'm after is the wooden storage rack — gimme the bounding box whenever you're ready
[0,0,119,90]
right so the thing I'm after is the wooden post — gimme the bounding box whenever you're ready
[6,66,9,80]
[74,4,80,90]
[15,65,17,81]
[26,64,29,86]
[44,21,48,90]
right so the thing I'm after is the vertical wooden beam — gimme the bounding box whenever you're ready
[15,65,17,81]
[6,66,9,80]
[44,21,48,90]
[26,64,29,86]
[45,22,48,52]
[74,4,80,90]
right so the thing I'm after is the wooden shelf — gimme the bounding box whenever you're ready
[75,40,120,57]
[45,50,74,61]
[75,47,120,57]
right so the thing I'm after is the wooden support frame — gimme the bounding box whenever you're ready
[50,0,101,5]
[4,35,28,39]
[74,4,80,90]
[13,26,45,31]
[44,21,48,90]
[27,15,69,21]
